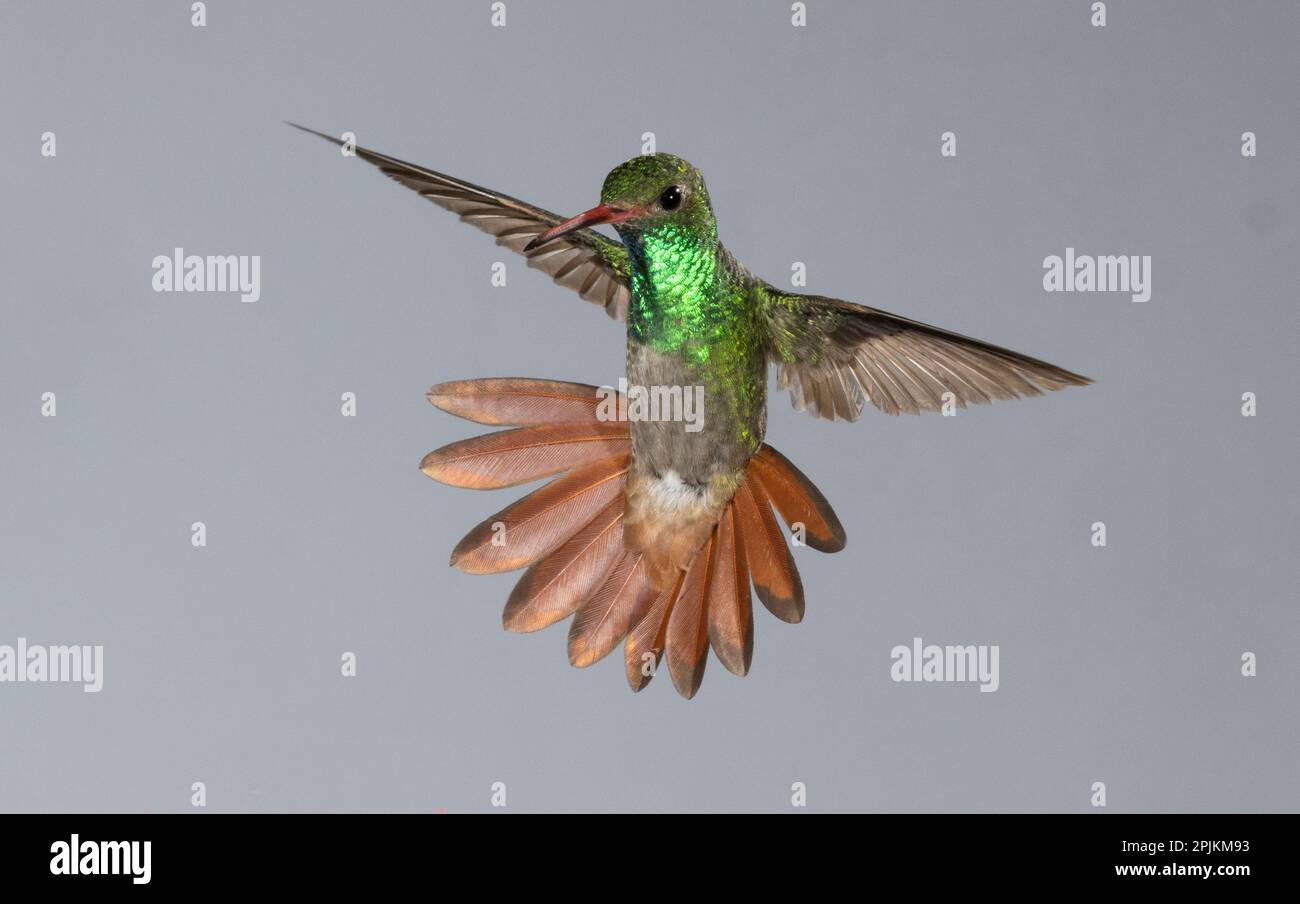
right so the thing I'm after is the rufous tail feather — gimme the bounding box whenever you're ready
[422,377,846,698]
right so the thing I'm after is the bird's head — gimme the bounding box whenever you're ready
[525,153,715,251]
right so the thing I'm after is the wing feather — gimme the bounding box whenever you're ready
[290,124,631,319]
[759,285,1090,420]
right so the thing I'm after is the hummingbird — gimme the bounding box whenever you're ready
[291,125,1090,698]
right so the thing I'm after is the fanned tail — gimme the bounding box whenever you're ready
[422,377,847,698]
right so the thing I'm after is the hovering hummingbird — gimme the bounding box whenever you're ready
[291,124,1090,698]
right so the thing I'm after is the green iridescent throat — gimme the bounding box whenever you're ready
[625,222,741,363]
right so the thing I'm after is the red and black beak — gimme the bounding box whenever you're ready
[524,203,637,252]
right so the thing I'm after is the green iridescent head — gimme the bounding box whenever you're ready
[523,154,718,257]
[599,153,715,243]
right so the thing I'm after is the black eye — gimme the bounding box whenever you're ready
[659,185,683,211]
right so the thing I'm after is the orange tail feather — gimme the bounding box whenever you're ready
[420,423,629,490]
[664,532,714,699]
[733,477,805,624]
[749,445,846,552]
[502,496,625,633]
[624,572,682,692]
[427,378,616,426]
[449,454,628,574]
[567,551,657,668]
[707,504,753,677]
[422,378,846,698]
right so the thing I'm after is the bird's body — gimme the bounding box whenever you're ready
[293,125,1091,696]
[624,226,766,487]
[619,205,768,586]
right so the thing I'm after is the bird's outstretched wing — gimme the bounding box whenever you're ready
[757,284,1091,420]
[289,124,632,319]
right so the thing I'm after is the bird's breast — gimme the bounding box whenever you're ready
[624,337,767,490]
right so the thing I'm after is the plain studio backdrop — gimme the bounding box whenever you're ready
[0,1,1296,812]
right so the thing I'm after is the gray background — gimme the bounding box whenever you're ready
[1,0,1296,813]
